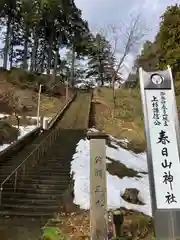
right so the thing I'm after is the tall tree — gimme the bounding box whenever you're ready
[155,4,180,73]
[135,40,159,71]
[87,33,113,86]
[1,0,19,69]
[0,0,92,85]
[136,4,180,81]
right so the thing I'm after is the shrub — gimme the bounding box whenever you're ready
[0,121,19,144]
[41,227,68,240]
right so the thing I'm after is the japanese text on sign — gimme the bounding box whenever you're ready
[151,92,169,127]
[94,156,105,208]
[157,130,176,204]
[160,92,169,126]
[146,90,180,209]
[151,96,161,126]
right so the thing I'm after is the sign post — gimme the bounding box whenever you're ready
[139,66,180,239]
[87,131,108,240]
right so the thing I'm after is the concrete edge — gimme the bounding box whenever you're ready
[48,92,77,129]
[0,127,41,164]
[85,92,93,129]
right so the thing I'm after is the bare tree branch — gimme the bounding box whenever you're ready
[101,13,148,118]
[107,13,148,79]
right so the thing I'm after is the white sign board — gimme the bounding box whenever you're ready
[146,89,180,209]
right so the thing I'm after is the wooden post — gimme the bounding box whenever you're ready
[87,131,108,240]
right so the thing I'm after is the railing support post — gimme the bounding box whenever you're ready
[14,171,18,192]
[0,187,2,205]
[23,164,26,179]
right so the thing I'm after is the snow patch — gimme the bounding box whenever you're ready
[0,125,37,152]
[71,137,151,216]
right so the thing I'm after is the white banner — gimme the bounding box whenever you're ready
[146,89,180,209]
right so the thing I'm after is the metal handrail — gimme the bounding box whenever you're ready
[0,93,77,204]
[0,126,60,204]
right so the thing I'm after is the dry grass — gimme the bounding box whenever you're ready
[40,95,66,118]
[94,86,180,153]
[54,209,154,240]
[107,157,140,178]
[0,75,67,118]
[93,87,146,153]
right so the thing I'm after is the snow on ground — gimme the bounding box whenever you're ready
[0,113,53,153]
[0,113,52,122]
[71,136,152,217]
[0,125,37,152]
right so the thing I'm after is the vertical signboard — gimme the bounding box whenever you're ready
[139,66,180,239]
[87,131,108,240]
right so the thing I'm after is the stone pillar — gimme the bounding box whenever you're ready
[87,131,108,240]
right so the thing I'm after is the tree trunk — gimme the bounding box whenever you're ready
[70,45,75,86]
[3,16,11,70]
[99,59,104,86]
[112,76,116,119]
[9,24,14,70]
[23,27,29,70]
[100,71,104,86]
[30,28,39,72]
[52,50,58,85]
[40,51,45,74]
[39,44,46,74]
[47,32,54,76]
[52,34,61,85]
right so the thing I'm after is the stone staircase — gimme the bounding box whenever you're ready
[0,129,85,217]
[0,92,92,240]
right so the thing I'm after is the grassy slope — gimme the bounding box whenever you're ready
[0,70,71,118]
[93,87,145,153]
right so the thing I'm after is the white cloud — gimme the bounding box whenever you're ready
[75,0,179,40]
[75,0,179,72]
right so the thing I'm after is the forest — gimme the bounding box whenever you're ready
[0,1,180,88]
[136,4,180,83]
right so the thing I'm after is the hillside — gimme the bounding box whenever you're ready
[91,87,145,153]
[0,69,74,118]
[92,86,180,153]
[0,69,75,145]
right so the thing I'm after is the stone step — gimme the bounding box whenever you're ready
[2,191,63,199]
[0,210,54,217]
[2,197,59,206]
[27,169,70,173]
[0,174,71,180]
[36,163,70,169]
[0,164,70,171]
[16,179,69,185]
[3,183,68,190]
[0,204,59,212]
[14,187,66,194]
